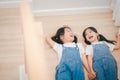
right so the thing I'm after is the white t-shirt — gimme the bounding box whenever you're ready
[85,41,115,55]
[53,42,85,62]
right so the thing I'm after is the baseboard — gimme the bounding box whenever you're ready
[0,1,20,8]
[33,6,112,16]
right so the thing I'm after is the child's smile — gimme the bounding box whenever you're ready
[85,29,98,43]
[89,36,94,40]
[63,28,74,42]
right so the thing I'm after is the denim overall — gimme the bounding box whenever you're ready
[92,43,118,80]
[55,44,85,80]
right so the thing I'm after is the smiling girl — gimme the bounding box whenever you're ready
[46,26,92,80]
[82,27,120,80]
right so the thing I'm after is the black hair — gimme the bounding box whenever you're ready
[82,27,116,45]
[52,26,77,44]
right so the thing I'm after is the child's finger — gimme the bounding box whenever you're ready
[92,72,96,77]
[88,73,95,80]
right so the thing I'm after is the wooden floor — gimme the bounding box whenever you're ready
[0,8,24,80]
[35,12,120,80]
[0,7,120,80]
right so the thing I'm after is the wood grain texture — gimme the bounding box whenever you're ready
[0,8,24,80]
[35,12,120,80]
[0,7,120,80]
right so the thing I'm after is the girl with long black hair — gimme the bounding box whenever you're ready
[83,27,120,80]
[46,26,94,80]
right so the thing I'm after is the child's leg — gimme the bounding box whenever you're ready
[93,61,105,80]
[104,59,118,80]
[55,64,71,80]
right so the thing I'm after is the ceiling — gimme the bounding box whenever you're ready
[0,0,112,16]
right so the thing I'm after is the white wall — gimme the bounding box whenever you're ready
[32,0,112,16]
[0,0,112,16]
[32,0,111,10]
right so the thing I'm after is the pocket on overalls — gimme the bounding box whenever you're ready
[55,64,72,80]
[56,64,67,73]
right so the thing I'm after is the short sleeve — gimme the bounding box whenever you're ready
[53,43,62,58]
[85,45,93,55]
[104,42,115,51]
[77,43,85,54]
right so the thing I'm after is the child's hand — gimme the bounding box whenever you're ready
[87,71,96,80]
[88,73,94,80]
[91,70,96,77]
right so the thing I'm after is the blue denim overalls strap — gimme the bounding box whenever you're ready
[55,44,85,80]
[92,43,118,80]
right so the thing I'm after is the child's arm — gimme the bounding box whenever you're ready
[114,33,120,50]
[82,53,91,73]
[87,55,96,79]
[82,54,96,79]
[46,33,56,48]
[87,55,95,74]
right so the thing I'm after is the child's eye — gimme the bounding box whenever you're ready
[67,30,70,32]
[89,31,92,33]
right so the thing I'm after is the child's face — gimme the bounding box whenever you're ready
[85,29,98,43]
[60,28,74,43]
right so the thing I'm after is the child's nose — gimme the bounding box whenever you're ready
[88,33,91,36]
